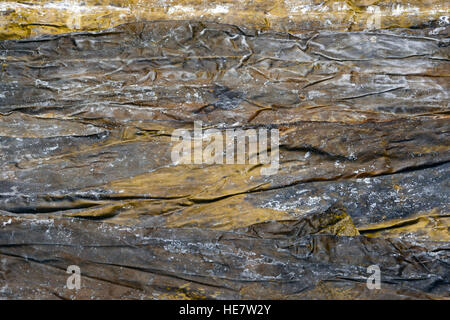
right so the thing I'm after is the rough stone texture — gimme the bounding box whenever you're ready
[0,0,448,39]
[0,208,448,299]
[0,4,449,300]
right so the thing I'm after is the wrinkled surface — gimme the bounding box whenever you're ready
[0,206,448,299]
[0,0,448,40]
[0,18,449,299]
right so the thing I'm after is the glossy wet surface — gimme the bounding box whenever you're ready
[0,19,448,299]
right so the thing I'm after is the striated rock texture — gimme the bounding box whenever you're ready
[0,0,449,39]
[0,3,449,300]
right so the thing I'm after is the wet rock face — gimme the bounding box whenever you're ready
[0,18,449,299]
[1,211,449,299]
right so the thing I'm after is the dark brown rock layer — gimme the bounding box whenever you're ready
[0,20,448,299]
